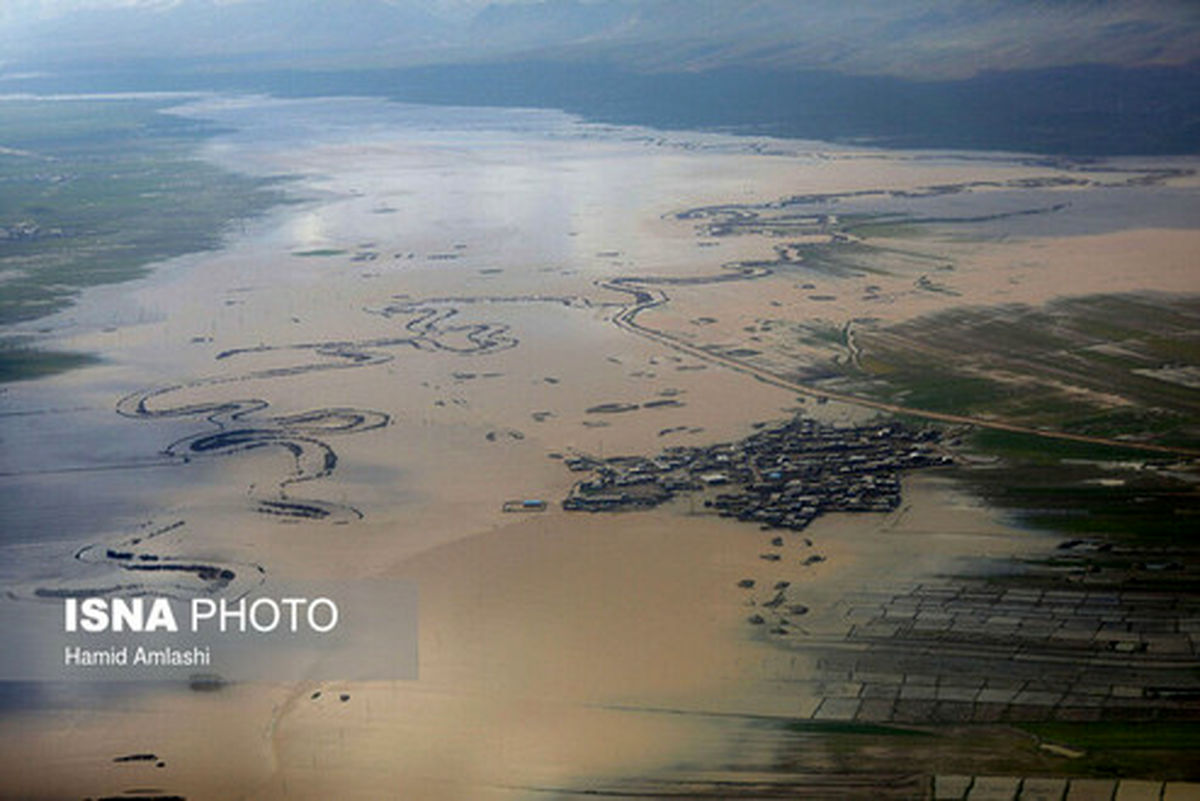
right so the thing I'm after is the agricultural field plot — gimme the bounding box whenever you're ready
[848,295,1200,449]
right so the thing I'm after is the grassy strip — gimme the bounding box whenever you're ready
[967,428,1176,464]
[783,720,933,738]
[1020,722,1200,751]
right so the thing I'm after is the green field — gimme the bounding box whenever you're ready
[1015,723,1200,780]
[765,719,1200,782]
[846,295,1200,451]
[0,97,286,381]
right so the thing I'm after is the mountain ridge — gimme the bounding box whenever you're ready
[2,0,1197,80]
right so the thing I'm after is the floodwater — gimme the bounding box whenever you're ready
[1,94,1196,800]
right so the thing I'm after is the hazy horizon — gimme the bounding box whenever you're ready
[4,0,1198,79]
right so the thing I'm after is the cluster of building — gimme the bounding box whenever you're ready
[562,417,950,530]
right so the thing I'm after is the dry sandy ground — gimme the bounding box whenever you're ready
[0,97,1195,799]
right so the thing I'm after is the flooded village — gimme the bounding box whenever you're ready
[558,416,951,530]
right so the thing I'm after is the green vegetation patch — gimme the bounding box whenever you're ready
[842,215,927,239]
[0,340,99,383]
[789,241,897,277]
[1021,722,1200,751]
[292,248,347,257]
[0,97,288,329]
[1015,723,1200,780]
[960,430,1200,541]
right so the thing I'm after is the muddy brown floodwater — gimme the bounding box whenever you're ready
[0,95,1197,800]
